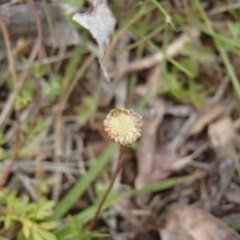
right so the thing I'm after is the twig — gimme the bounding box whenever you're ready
[88,145,125,231]
[170,112,198,150]
[0,10,21,189]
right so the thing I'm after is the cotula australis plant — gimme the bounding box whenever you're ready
[88,107,143,231]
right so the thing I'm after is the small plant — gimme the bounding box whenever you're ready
[88,107,143,231]
[0,189,57,240]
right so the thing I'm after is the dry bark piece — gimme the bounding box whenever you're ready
[188,104,224,136]
[160,203,240,240]
[73,0,116,81]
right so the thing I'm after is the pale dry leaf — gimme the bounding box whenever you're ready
[72,0,116,81]
[160,203,240,240]
[208,117,236,156]
[188,104,224,136]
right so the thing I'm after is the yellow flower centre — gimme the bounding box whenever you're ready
[111,114,134,136]
[103,108,143,146]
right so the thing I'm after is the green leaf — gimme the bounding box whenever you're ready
[200,25,240,50]
[197,47,215,62]
[50,143,117,220]
[38,228,57,240]
[22,118,46,145]
[229,22,240,38]
[230,220,240,230]
[0,148,9,161]
[22,221,31,238]
[76,96,95,126]
[43,75,62,104]
[17,230,27,240]
[32,230,43,240]
[180,59,198,78]
[162,73,186,100]
[39,221,58,230]
[180,42,196,57]
[4,216,12,229]
[0,133,6,145]
[180,43,214,63]
[168,57,194,77]
[60,0,84,8]
[34,200,55,220]
[215,39,240,100]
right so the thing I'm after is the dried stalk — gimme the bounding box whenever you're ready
[0,10,21,188]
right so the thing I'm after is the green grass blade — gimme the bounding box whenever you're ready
[49,143,117,220]
[131,26,193,77]
[215,40,240,100]
[167,57,193,77]
[55,174,198,238]
[230,220,240,230]
[200,26,240,50]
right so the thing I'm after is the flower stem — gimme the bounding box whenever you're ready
[88,145,125,231]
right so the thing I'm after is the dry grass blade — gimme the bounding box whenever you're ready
[109,28,200,77]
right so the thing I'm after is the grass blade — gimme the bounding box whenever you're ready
[55,173,198,238]
[49,143,117,220]
[215,40,240,100]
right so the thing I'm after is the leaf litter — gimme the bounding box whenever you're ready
[1,1,240,240]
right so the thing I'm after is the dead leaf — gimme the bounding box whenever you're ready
[160,203,240,240]
[188,104,224,136]
[72,0,116,81]
[135,100,178,206]
[208,117,236,157]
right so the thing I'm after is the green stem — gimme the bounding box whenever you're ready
[88,145,125,231]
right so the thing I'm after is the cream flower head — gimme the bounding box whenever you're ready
[103,107,143,146]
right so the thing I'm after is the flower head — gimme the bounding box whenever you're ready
[103,107,143,146]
